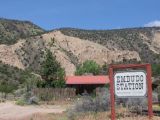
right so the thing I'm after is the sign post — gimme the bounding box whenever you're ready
[109,64,153,120]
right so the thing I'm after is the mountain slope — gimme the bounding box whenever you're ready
[0,30,141,75]
[0,18,160,76]
[0,18,45,45]
[60,27,160,64]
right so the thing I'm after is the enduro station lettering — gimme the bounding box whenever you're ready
[114,71,147,97]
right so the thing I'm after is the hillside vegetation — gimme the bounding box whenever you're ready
[0,18,159,112]
[0,61,25,94]
[0,18,45,45]
[1,18,160,74]
[60,27,160,64]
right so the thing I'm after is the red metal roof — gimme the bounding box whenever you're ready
[66,76,109,85]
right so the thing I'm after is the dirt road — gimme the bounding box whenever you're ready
[0,102,66,120]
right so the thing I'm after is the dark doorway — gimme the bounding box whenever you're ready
[68,84,104,95]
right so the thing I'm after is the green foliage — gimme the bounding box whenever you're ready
[41,49,60,81]
[36,80,46,88]
[105,84,110,89]
[0,61,44,98]
[0,81,17,96]
[53,79,66,88]
[15,98,26,106]
[0,18,44,45]
[52,68,66,88]
[152,64,160,76]
[0,62,26,96]
[100,63,108,75]
[41,49,66,87]
[75,60,100,75]
[21,70,41,91]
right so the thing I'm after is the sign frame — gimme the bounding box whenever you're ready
[109,64,153,120]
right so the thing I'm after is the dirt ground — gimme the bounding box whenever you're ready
[0,102,160,120]
[0,102,66,120]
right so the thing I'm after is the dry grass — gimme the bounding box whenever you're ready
[75,112,160,120]
[20,113,52,120]
[1,101,159,120]
[153,104,160,111]
[22,113,67,120]
[25,112,160,120]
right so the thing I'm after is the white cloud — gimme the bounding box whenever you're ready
[145,20,160,27]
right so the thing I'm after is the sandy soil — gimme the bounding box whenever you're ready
[0,102,66,120]
[0,40,25,69]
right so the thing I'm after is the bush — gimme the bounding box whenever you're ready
[73,88,110,113]
[28,96,39,105]
[0,81,17,98]
[52,79,66,88]
[125,97,147,113]
[152,64,160,76]
[14,88,26,97]
[15,98,26,106]
[152,92,158,102]
[75,60,100,75]
[16,95,39,105]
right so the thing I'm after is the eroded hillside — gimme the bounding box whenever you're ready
[0,20,160,75]
[60,27,160,64]
[43,31,141,74]
[0,30,142,75]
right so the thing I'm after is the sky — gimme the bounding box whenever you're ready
[0,0,160,30]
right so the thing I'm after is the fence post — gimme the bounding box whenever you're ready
[109,67,116,120]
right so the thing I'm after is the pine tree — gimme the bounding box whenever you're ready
[41,49,65,87]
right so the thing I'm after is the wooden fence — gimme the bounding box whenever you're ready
[32,88,76,101]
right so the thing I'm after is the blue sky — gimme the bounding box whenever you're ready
[0,0,160,30]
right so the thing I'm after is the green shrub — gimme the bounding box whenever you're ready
[152,64,160,76]
[0,81,17,98]
[15,98,26,106]
[75,60,100,75]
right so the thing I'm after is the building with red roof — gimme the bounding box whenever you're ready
[66,76,109,94]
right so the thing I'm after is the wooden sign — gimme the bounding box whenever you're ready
[109,64,153,120]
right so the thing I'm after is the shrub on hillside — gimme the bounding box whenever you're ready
[0,81,17,99]
[75,60,100,75]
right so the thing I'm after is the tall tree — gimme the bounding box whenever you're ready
[41,49,65,87]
